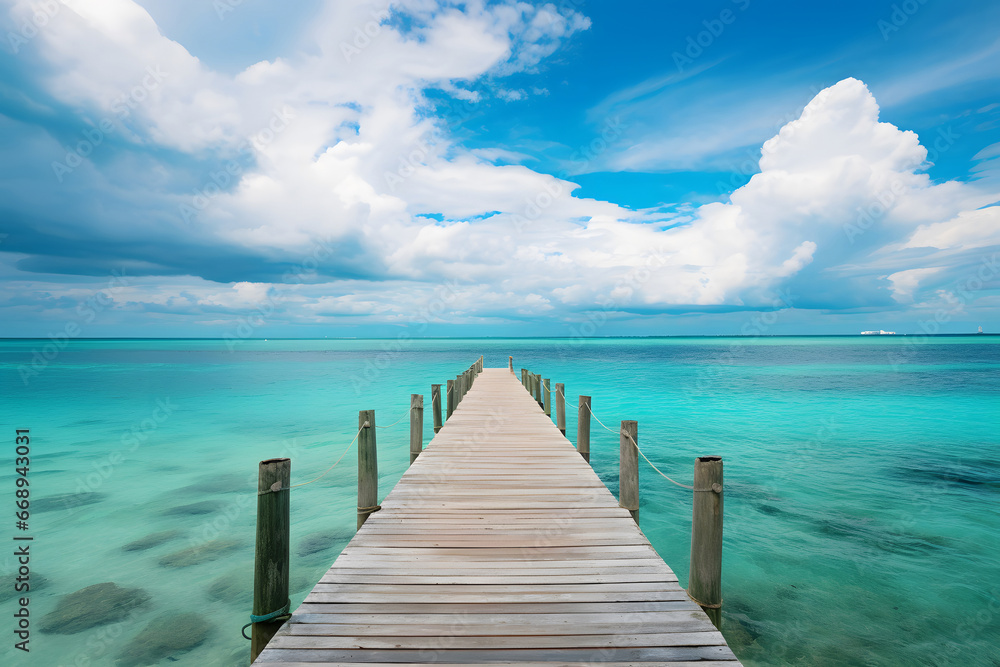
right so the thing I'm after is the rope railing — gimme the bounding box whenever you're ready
[554,383,696,491]
[258,401,414,497]
[374,404,414,429]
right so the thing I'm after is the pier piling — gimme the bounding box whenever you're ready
[357,410,378,530]
[555,382,566,435]
[446,379,455,419]
[577,395,591,462]
[251,457,290,662]
[689,455,724,628]
[409,394,423,465]
[431,384,442,433]
[619,420,639,524]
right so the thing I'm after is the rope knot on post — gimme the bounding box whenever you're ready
[242,600,292,640]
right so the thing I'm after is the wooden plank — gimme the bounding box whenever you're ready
[293,601,707,614]
[255,662,742,667]
[254,646,739,662]
[282,616,718,636]
[266,632,727,650]
[287,610,711,626]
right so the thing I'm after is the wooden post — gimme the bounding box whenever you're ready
[578,396,591,463]
[689,455,724,628]
[455,374,464,406]
[509,356,513,373]
[357,410,378,530]
[535,374,543,407]
[446,379,455,419]
[431,384,442,433]
[543,378,551,416]
[555,383,566,435]
[619,420,639,524]
[251,457,290,662]
[521,368,527,387]
[409,394,423,465]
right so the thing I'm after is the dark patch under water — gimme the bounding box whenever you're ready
[158,539,242,568]
[162,500,223,516]
[756,503,786,516]
[34,492,106,513]
[205,571,249,604]
[116,612,211,667]
[723,596,766,642]
[39,582,150,634]
[122,530,184,552]
[812,514,951,557]
[1,573,49,603]
[892,458,1000,491]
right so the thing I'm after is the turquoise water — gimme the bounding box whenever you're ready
[1,336,998,666]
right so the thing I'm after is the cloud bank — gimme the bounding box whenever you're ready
[0,0,997,334]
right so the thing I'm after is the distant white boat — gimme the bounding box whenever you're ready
[979,326,984,334]
[861,330,896,335]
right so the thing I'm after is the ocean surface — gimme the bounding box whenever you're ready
[1,336,998,666]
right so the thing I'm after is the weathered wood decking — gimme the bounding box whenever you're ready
[254,368,741,665]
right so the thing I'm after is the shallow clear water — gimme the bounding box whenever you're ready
[1,336,998,666]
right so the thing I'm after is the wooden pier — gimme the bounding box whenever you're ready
[253,367,741,665]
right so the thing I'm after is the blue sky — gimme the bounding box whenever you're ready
[1,0,998,337]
